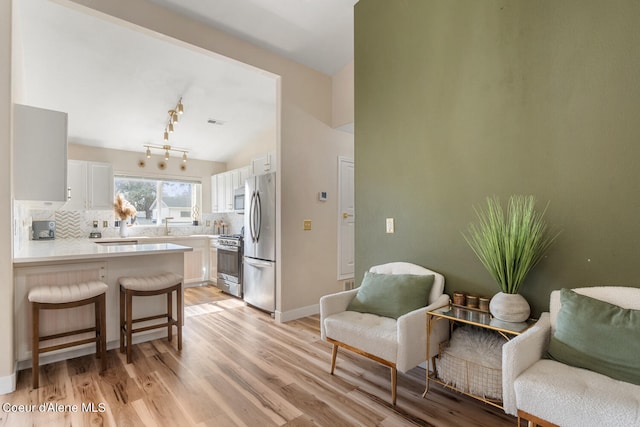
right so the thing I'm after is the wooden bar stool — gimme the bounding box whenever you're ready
[28,281,108,389]
[118,272,183,364]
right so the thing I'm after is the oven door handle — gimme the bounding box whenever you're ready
[215,245,238,252]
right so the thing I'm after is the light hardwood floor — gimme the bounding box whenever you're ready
[0,285,520,426]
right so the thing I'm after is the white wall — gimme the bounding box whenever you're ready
[59,0,355,320]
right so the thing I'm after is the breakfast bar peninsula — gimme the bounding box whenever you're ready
[13,239,192,368]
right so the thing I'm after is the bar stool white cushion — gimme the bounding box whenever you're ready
[28,281,108,304]
[119,272,182,291]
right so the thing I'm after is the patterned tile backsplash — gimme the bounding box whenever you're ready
[15,201,245,244]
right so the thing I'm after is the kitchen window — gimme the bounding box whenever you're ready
[114,176,201,226]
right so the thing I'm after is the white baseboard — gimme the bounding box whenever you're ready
[0,363,17,395]
[275,303,319,323]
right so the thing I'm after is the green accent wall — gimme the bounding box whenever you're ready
[354,0,640,315]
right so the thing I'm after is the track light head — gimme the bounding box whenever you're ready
[182,152,187,163]
[146,147,151,158]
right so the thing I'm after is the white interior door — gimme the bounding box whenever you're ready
[338,157,354,280]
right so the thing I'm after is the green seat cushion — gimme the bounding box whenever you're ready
[346,272,434,319]
[547,288,640,385]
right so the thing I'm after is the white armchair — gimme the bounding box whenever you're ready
[320,262,450,405]
[503,287,640,426]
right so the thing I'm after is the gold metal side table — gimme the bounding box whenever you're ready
[422,305,536,409]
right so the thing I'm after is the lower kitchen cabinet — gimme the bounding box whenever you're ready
[155,237,209,285]
[184,242,208,285]
[209,238,218,283]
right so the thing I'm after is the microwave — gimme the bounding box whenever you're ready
[233,187,245,214]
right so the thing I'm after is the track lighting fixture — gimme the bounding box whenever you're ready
[162,97,184,142]
[146,98,188,166]
[143,144,189,165]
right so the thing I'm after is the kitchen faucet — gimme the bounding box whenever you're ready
[165,217,174,235]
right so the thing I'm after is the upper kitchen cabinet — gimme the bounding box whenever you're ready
[63,160,113,210]
[211,166,251,213]
[251,152,276,176]
[13,104,68,203]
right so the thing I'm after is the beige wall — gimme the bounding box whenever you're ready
[60,0,354,321]
[1,0,14,392]
[225,128,276,171]
[332,60,354,129]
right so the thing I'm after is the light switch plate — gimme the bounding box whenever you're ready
[386,218,395,233]
[303,219,312,231]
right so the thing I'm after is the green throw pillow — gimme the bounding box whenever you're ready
[547,288,640,385]
[346,272,434,319]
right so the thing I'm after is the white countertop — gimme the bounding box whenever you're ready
[14,238,195,265]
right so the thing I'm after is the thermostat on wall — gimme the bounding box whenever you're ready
[318,191,327,201]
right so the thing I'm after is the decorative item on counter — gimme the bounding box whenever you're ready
[453,291,466,306]
[213,219,227,235]
[466,295,479,309]
[192,205,200,226]
[463,195,560,322]
[114,194,137,238]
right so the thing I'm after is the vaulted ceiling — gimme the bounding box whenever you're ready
[13,0,356,162]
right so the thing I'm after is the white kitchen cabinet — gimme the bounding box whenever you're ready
[211,165,251,213]
[209,237,218,283]
[88,162,114,209]
[238,165,251,187]
[211,172,230,213]
[251,152,276,176]
[63,160,113,210]
[13,104,68,203]
[154,237,209,285]
[184,242,208,285]
[64,160,88,210]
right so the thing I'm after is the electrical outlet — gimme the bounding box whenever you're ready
[303,219,312,231]
[386,218,395,233]
[93,220,98,228]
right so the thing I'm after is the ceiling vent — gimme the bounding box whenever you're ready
[207,119,225,125]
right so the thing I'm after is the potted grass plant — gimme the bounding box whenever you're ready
[463,195,559,322]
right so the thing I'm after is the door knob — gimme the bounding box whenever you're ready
[342,212,354,219]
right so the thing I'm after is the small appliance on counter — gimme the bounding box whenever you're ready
[89,232,102,239]
[32,220,55,240]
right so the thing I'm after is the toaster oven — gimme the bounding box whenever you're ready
[32,220,55,240]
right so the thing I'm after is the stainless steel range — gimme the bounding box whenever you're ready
[214,234,243,297]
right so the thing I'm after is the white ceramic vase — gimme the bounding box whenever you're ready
[119,221,128,238]
[489,292,530,323]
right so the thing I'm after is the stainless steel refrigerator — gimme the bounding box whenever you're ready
[243,172,276,313]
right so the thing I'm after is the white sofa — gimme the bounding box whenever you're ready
[502,286,640,427]
[320,262,450,404]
